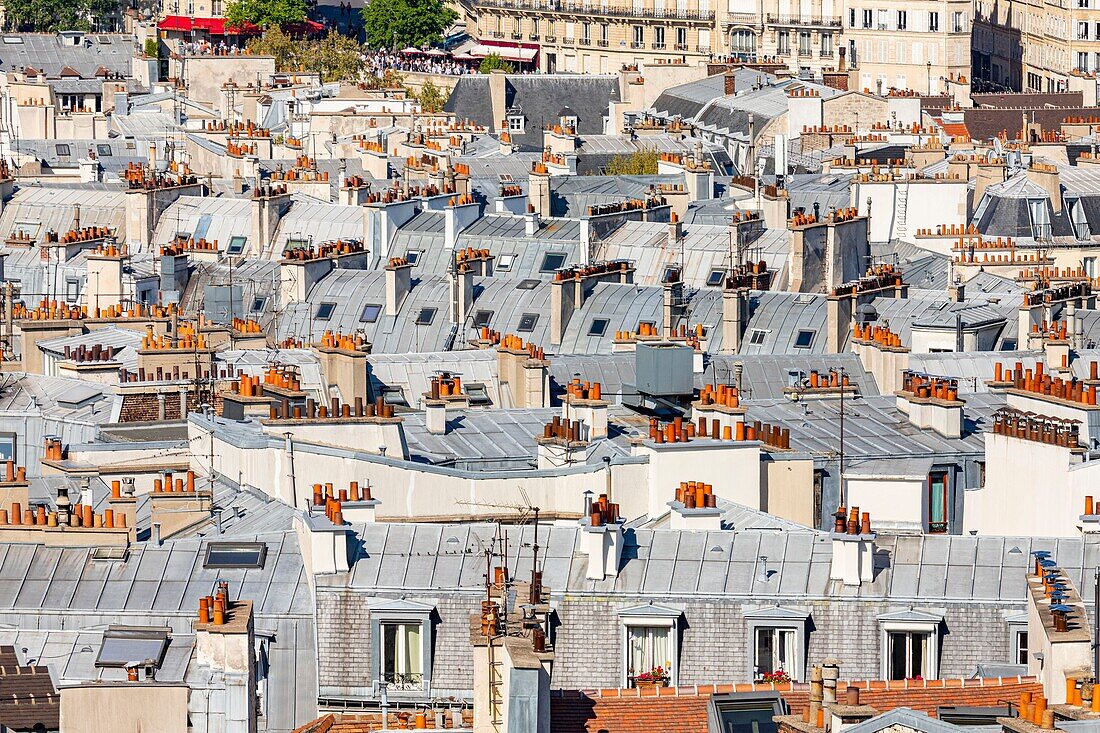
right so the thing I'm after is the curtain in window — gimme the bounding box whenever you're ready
[403,624,422,675]
[929,473,947,529]
[755,629,795,678]
[627,626,671,677]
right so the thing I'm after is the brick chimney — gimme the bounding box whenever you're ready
[724,71,736,96]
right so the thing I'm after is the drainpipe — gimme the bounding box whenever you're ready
[284,432,297,508]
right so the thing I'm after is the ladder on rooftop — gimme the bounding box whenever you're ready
[488,639,504,730]
[443,323,459,351]
[895,184,909,240]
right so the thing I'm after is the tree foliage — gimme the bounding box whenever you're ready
[246,27,364,83]
[478,53,513,73]
[225,0,307,28]
[143,38,160,58]
[416,79,447,112]
[361,0,456,50]
[5,0,118,32]
[604,149,659,175]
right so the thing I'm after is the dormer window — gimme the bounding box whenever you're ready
[561,115,578,129]
[507,114,525,133]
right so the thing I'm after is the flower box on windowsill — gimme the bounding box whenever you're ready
[631,676,670,689]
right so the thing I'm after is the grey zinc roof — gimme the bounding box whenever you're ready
[556,281,665,356]
[321,520,1099,604]
[0,628,194,684]
[367,350,502,408]
[152,195,252,250]
[901,253,1027,296]
[688,290,835,355]
[907,350,1043,393]
[0,33,135,78]
[277,270,555,353]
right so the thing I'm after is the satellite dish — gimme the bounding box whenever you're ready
[992,136,1004,157]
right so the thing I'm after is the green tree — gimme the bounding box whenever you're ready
[416,79,447,112]
[603,149,659,175]
[361,0,456,50]
[478,53,513,73]
[247,27,364,82]
[225,0,307,28]
[143,38,160,58]
[5,0,118,31]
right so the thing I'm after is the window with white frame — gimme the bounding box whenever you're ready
[754,628,795,679]
[1006,613,1028,665]
[619,604,680,688]
[879,610,941,680]
[745,606,809,682]
[381,622,423,689]
[370,600,434,695]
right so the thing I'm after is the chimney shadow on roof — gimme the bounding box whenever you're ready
[872,547,891,582]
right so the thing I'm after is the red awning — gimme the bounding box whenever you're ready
[158,14,262,35]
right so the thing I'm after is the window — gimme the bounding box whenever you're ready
[227,235,247,255]
[473,309,494,328]
[706,270,725,287]
[928,470,948,533]
[888,631,931,680]
[730,29,755,54]
[540,252,567,272]
[754,628,795,679]
[516,279,540,290]
[315,302,336,321]
[748,329,768,345]
[65,278,80,303]
[414,307,436,326]
[249,296,267,314]
[632,25,644,46]
[360,304,382,323]
[654,26,665,47]
[588,318,609,336]
[952,11,964,32]
[404,250,422,265]
[96,627,170,669]
[676,27,686,48]
[820,32,832,56]
[55,143,71,157]
[466,382,492,406]
[849,8,855,26]
[620,605,680,687]
[382,386,408,406]
[507,115,525,132]
[862,9,872,27]
[627,626,671,686]
[284,238,309,252]
[518,313,539,332]
[0,432,15,463]
[793,330,815,349]
[496,254,515,271]
[96,143,113,157]
[778,30,790,54]
[897,10,906,29]
[581,21,590,43]
[1014,629,1029,665]
[204,541,268,569]
[710,693,785,733]
[928,11,939,30]
[381,622,424,689]
[798,31,811,55]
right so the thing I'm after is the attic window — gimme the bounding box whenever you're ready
[96,144,112,157]
[518,313,539,332]
[55,144,71,157]
[466,382,491,406]
[204,541,267,569]
[561,114,578,129]
[588,318,609,336]
[706,270,725,287]
[540,253,567,272]
[227,236,247,255]
[749,329,768,345]
[405,250,422,265]
[249,296,267,313]
[415,307,436,325]
[58,385,102,408]
[96,627,170,669]
[496,254,516,271]
[516,279,540,290]
[316,302,336,320]
[473,309,493,328]
[382,386,408,406]
[793,329,815,349]
[507,115,525,133]
[360,303,382,323]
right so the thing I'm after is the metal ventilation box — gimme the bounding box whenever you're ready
[635,342,693,397]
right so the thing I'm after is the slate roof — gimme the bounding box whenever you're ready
[444,74,620,149]
[0,33,134,78]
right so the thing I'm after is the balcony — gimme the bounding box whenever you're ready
[631,40,645,47]
[563,35,575,42]
[545,33,557,40]
[764,13,842,27]
[819,49,833,57]
[696,45,710,53]
[652,41,666,48]
[512,32,524,38]
[529,33,540,39]
[491,30,505,37]
[798,48,812,57]
[475,0,715,21]
[597,38,609,45]
[674,42,688,49]
[581,36,591,44]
